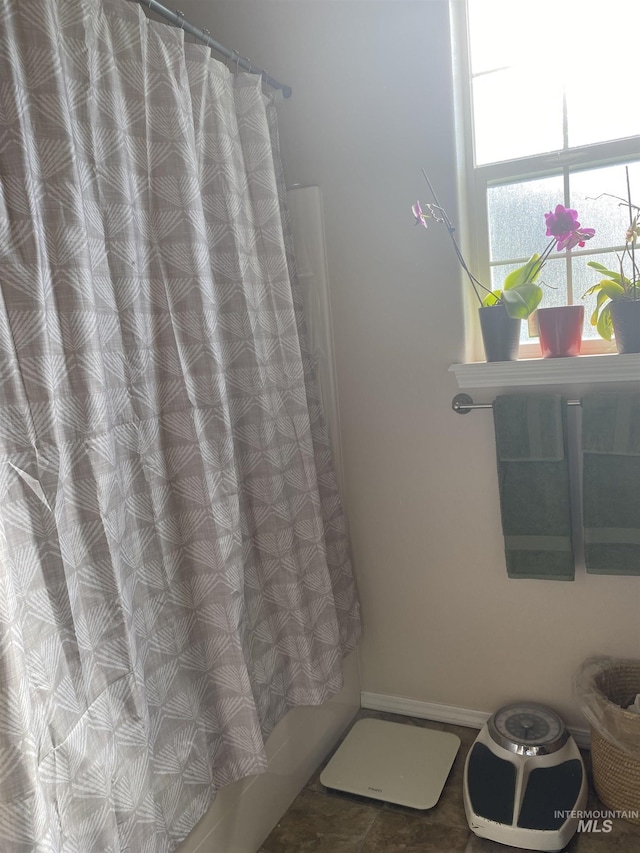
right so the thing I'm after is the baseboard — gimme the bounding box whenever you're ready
[360,691,591,750]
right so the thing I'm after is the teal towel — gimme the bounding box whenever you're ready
[582,393,640,575]
[493,395,574,580]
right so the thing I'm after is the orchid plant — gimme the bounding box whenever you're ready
[583,170,639,341]
[413,171,595,320]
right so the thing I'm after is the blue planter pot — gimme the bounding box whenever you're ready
[479,306,521,362]
[611,299,640,354]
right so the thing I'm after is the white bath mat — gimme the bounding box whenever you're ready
[320,718,460,810]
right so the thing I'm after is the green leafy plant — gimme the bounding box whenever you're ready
[583,170,639,341]
[479,252,545,320]
[413,170,595,320]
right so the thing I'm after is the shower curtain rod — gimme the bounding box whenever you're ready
[452,393,582,414]
[134,0,292,97]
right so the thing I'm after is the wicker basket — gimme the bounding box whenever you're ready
[589,659,640,825]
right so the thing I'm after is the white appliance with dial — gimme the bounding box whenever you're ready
[463,702,587,852]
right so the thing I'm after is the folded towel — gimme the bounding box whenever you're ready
[493,395,574,580]
[582,393,640,576]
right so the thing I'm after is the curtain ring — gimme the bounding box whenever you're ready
[175,9,185,29]
[202,28,211,47]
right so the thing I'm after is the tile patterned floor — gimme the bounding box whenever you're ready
[259,709,640,853]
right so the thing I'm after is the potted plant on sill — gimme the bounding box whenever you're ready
[534,205,595,358]
[583,171,640,354]
[412,171,595,362]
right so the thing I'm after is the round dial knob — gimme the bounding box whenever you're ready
[487,702,569,756]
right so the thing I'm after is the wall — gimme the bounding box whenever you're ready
[177,0,640,728]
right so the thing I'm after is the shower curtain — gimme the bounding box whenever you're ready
[0,0,360,849]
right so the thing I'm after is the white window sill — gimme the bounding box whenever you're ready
[449,353,640,389]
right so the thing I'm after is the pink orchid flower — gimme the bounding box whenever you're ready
[544,204,595,251]
[412,201,429,228]
[545,204,580,237]
[555,227,596,251]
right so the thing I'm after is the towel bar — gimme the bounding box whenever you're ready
[452,393,582,414]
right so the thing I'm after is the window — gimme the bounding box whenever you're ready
[452,0,640,358]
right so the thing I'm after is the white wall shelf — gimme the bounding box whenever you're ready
[449,353,640,389]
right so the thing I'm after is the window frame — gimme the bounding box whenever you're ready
[449,0,640,362]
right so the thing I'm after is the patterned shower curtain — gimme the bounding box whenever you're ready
[0,0,360,849]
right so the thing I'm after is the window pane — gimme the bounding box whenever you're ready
[568,83,640,149]
[488,176,564,262]
[537,259,570,310]
[486,162,640,322]
[566,4,640,147]
[570,162,640,251]
[473,69,563,165]
[468,0,639,165]
[467,0,561,75]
